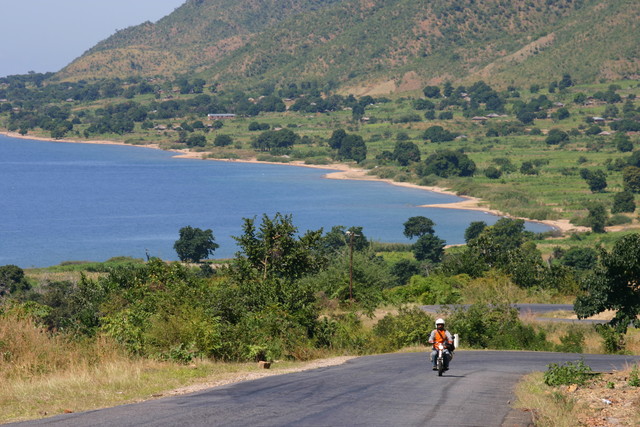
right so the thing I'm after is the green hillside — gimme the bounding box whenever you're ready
[54,0,640,92]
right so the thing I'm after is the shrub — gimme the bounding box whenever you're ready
[595,324,626,354]
[554,328,585,353]
[560,247,597,270]
[447,303,547,350]
[545,128,569,145]
[372,307,434,351]
[612,190,636,213]
[384,275,463,305]
[484,166,502,179]
[629,365,640,387]
[543,359,595,386]
[314,313,371,353]
[607,214,632,226]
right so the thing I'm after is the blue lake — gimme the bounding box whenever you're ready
[0,135,552,268]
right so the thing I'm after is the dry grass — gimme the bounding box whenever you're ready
[515,372,586,427]
[515,367,640,427]
[26,270,104,286]
[0,309,353,423]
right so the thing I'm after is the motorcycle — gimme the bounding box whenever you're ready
[434,333,458,376]
[435,342,447,376]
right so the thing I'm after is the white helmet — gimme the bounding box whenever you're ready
[435,318,445,326]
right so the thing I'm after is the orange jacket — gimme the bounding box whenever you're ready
[429,329,453,349]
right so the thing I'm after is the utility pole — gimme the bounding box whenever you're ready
[346,230,358,301]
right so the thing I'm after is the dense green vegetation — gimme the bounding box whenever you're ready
[2,209,640,366]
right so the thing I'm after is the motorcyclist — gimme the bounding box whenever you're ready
[429,318,454,371]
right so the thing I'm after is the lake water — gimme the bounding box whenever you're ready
[0,135,552,268]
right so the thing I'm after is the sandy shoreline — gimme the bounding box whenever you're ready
[1,130,582,233]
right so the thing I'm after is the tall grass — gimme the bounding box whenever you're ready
[514,372,585,427]
[0,308,199,422]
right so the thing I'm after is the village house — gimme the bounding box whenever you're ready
[207,113,236,120]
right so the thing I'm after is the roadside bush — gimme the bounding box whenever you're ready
[313,313,371,354]
[554,327,585,353]
[447,303,547,350]
[595,324,626,354]
[384,274,464,305]
[543,359,595,386]
[227,307,314,361]
[372,307,434,352]
[629,365,640,387]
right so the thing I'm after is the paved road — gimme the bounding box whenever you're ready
[14,351,639,427]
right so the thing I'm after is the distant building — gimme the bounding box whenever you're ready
[207,113,236,120]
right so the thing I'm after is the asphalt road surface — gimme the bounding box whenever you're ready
[13,351,640,427]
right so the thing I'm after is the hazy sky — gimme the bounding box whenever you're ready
[0,0,187,78]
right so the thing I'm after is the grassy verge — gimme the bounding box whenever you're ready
[0,357,348,423]
[0,350,349,423]
[514,372,586,427]
[0,310,351,423]
[515,365,640,426]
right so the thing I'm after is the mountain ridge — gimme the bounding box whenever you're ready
[54,0,640,92]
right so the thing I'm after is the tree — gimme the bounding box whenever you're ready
[187,134,207,147]
[551,107,570,121]
[413,234,445,263]
[574,233,640,333]
[419,150,476,178]
[0,264,30,296]
[174,226,219,263]
[520,161,538,175]
[403,216,435,239]
[559,73,573,90]
[214,134,233,147]
[615,133,633,152]
[559,247,598,271]
[320,225,368,254]
[484,166,502,179]
[351,104,365,121]
[622,166,640,193]
[467,218,527,267]
[584,202,608,233]
[516,110,535,125]
[580,169,607,193]
[464,221,487,243]
[545,128,569,145]
[232,213,325,284]
[393,141,421,166]
[612,190,635,213]
[338,134,367,163]
[627,151,640,168]
[253,129,298,152]
[329,129,347,149]
[423,125,457,142]
[423,86,441,98]
[389,259,421,287]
